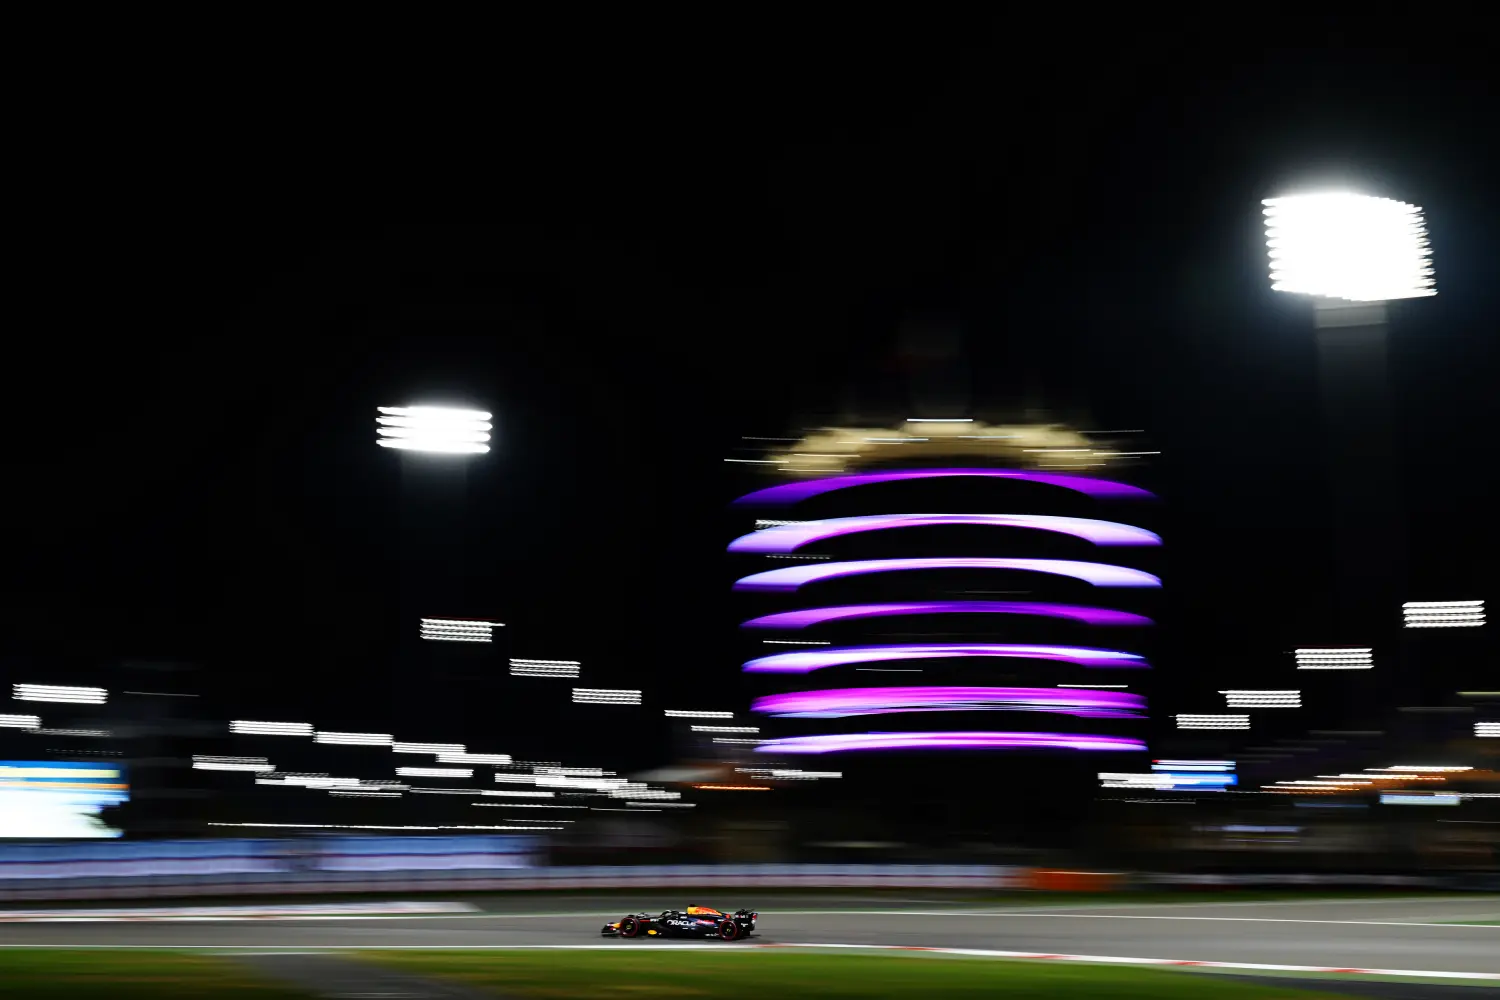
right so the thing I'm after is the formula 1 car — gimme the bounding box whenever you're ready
[601,905,758,941]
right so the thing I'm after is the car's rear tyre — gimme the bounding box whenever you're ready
[620,916,641,938]
[718,920,740,941]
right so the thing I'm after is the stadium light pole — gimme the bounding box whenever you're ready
[376,405,493,736]
[1262,192,1434,728]
[1263,193,1433,629]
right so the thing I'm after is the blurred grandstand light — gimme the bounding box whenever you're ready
[692,784,772,791]
[1403,600,1484,628]
[13,683,107,704]
[329,789,402,798]
[691,725,760,733]
[1378,765,1472,772]
[1262,192,1435,302]
[1477,722,1500,737]
[191,755,274,772]
[231,720,314,736]
[664,709,733,718]
[482,789,556,798]
[396,767,473,778]
[1295,648,1373,669]
[420,618,500,642]
[438,752,512,765]
[1175,714,1251,730]
[1222,690,1302,707]
[375,405,492,454]
[0,714,41,729]
[573,688,642,705]
[392,742,466,754]
[509,658,581,678]
[313,731,393,746]
[1153,760,1234,771]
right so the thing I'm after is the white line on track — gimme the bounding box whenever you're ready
[1,941,1494,980]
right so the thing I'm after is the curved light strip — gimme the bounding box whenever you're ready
[742,601,1153,630]
[734,558,1160,592]
[752,686,1147,719]
[734,469,1155,506]
[743,644,1148,673]
[755,732,1147,754]
[730,514,1160,554]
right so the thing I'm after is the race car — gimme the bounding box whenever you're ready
[601,905,758,941]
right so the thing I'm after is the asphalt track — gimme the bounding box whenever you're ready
[2,894,1497,977]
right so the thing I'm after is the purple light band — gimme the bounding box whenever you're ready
[734,558,1161,593]
[734,469,1155,506]
[743,644,1149,673]
[753,686,1146,719]
[754,732,1148,754]
[741,602,1153,630]
[731,513,1159,554]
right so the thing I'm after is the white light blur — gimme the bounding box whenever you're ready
[1377,765,1472,773]
[712,737,763,745]
[0,714,41,729]
[1295,648,1373,670]
[231,720,314,736]
[420,619,499,642]
[13,684,107,705]
[438,752,512,765]
[1222,690,1302,707]
[392,742,466,754]
[396,767,473,778]
[612,788,681,800]
[376,406,492,454]
[509,658,581,678]
[329,790,402,798]
[664,709,733,719]
[1403,600,1484,628]
[1175,714,1251,730]
[1152,761,1234,772]
[1477,722,1500,738]
[482,789,556,798]
[691,725,760,733]
[572,688,642,705]
[628,801,697,808]
[192,755,273,773]
[755,520,806,529]
[1263,192,1435,302]
[1057,684,1128,689]
[314,731,393,746]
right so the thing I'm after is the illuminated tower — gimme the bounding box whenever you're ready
[725,421,1161,843]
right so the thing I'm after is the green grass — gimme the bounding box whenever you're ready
[0,951,311,999]
[1444,920,1500,925]
[365,949,1359,999]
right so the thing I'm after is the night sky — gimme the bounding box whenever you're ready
[7,15,1496,770]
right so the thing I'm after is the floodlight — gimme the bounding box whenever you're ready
[1403,600,1484,628]
[313,731,393,746]
[1476,722,1500,738]
[376,406,492,454]
[509,658,581,678]
[573,688,642,705]
[231,720,313,736]
[1294,648,1373,670]
[1222,690,1302,708]
[420,619,499,642]
[13,683,107,704]
[1175,714,1251,730]
[664,709,734,719]
[1263,193,1434,302]
[0,714,41,729]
